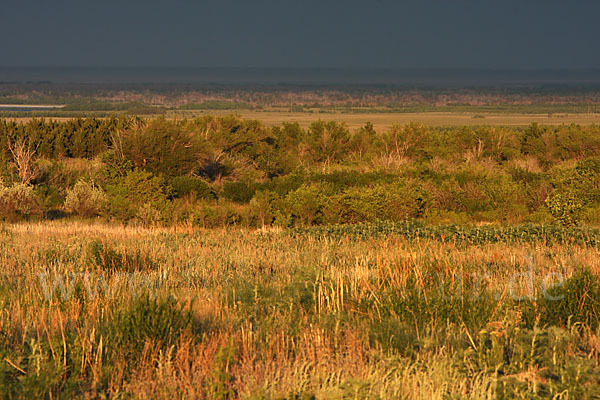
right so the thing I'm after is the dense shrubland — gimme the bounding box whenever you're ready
[0,116,599,226]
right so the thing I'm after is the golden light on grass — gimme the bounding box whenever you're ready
[0,221,599,397]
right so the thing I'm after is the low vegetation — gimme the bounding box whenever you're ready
[0,114,599,397]
[0,222,598,398]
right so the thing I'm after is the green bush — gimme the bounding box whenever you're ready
[283,183,333,226]
[190,200,221,228]
[169,175,215,200]
[0,181,39,219]
[257,173,304,196]
[249,190,278,226]
[105,168,171,221]
[545,190,584,226]
[35,184,64,210]
[221,181,256,204]
[545,158,600,226]
[575,158,600,203]
[309,170,397,191]
[326,182,428,224]
[121,117,198,176]
[64,180,107,217]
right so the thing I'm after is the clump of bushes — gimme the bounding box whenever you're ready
[105,168,171,221]
[328,182,427,223]
[283,183,332,226]
[249,190,277,227]
[222,181,256,203]
[270,181,428,226]
[545,158,600,226]
[169,175,215,200]
[0,180,39,219]
[64,180,107,217]
[545,190,584,227]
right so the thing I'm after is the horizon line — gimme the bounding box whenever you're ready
[2,66,600,71]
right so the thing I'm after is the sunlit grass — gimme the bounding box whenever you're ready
[0,221,599,398]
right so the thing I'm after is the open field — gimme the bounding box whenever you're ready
[0,104,65,110]
[0,221,599,398]
[200,111,600,129]
[3,111,600,129]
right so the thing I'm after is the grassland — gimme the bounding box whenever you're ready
[1,221,599,398]
[5,111,600,131]
[177,110,600,130]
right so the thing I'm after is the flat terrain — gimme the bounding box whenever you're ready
[5,111,600,130]
[1,221,599,398]
[0,104,65,109]
[210,111,600,129]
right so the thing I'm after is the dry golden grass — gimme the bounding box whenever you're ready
[6,111,600,130]
[1,221,599,398]
[180,110,600,130]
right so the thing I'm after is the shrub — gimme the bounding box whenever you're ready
[545,190,584,226]
[35,184,64,210]
[309,170,397,191]
[283,183,333,225]
[0,181,39,219]
[327,182,428,224]
[545,158,600,226]
[249,190,278,226]
[121,117,198,176]
[221,181,256,203]
[257,173,304,196]
[575,158,600,203]
[190,200,221,228]
[105,168,171,221]
[169,175,215,200]
[225,208,244,226]
[306,120,351,163]
[0,153,12,184]
[64,180,107,217]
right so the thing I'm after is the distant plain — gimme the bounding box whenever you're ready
[5,110,600,130]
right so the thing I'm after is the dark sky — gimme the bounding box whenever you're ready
[2,0,599,69]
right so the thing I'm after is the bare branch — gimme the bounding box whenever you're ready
[7,137,38,184]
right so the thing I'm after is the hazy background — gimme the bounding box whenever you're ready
[2,0,599,69]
